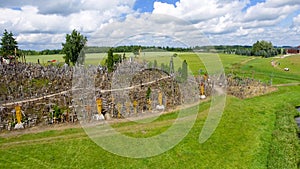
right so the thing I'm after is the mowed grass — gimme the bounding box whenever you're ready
[25,52,250,75]
[3,52,300,168]
[25,54,65,64]
[25,53,107,65]
[232,55,300,84]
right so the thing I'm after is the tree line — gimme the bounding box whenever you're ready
[0,29,292,65]
[224,41,287,58]
[22,49,62,55]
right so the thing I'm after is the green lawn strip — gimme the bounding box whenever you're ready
[267,86,300,169]
[0,128,84,144]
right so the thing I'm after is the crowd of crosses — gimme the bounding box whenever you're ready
[0,56,272,131]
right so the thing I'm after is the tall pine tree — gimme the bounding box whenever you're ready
[62,29,87,65]
[0,30,18,58]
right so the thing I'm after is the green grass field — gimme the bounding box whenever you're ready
[2,53,300,168]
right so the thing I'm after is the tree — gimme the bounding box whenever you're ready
[106,49,123,72]
[0,29,18,58]
[62,29,87,65]
[113,54,122,63]
[251,40,276,58]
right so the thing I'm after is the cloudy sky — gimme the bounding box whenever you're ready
[0,0,299,50]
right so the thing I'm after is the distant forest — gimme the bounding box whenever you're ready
[21,45,291,56]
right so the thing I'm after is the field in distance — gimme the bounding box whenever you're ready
[25,52,300,84]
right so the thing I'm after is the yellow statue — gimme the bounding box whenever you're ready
[125,102,131,114]
[15,105,22,124]
[96,98,102,115]
[158,92,163,106]
[117,103,122,118]
[133,100,138,115]
[147,99,152,111]
[200,84,204,95]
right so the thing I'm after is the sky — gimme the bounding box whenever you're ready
[0,0,300,50]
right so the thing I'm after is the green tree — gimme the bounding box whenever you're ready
[62,29,87,65]
[252,40,276,58]
[0,29,18,58]
[113,54,122,63]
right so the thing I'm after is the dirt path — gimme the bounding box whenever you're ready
[239,57,256,65]
[273,83,300,87]
[271,54,294,70]
[273,54,293,59]
[0,123,82,138]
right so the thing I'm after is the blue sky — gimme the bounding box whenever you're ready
[0,0,299,50]
[134,0,178,12]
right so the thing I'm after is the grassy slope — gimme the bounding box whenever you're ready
[236,56,300,84]
[25,52,249,73]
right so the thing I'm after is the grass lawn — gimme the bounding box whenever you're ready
[233,55,300,85]
[25,54,65,64]
[24,52,250,75]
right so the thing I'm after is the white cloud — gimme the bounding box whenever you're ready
[90,13,211,47]
[262,0,300,8]
[82,0,135,11]
[243,1,300,23]
[293,14,300,25]
[16,33,65,50]
[0,0,136,15]
[17,33,65,44]
[153,0,248,22]
[291,14,300,33]
[0,0,136,50]
[0,0,300,49]
[0,6,69,33]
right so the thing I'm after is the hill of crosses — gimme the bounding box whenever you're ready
[0,55,274,131]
